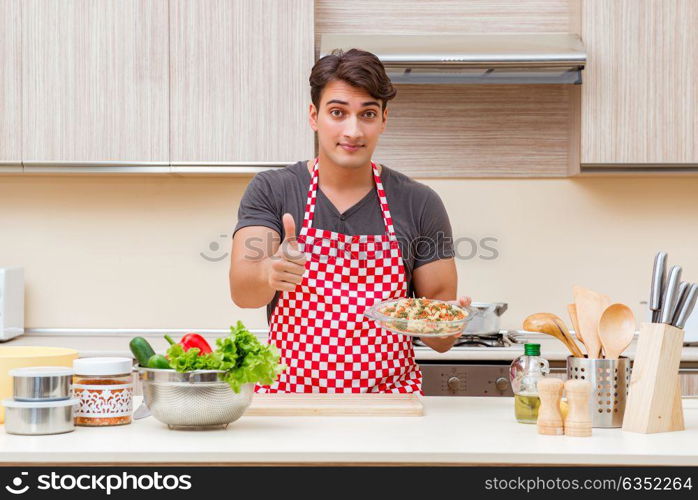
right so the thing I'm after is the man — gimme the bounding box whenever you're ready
[230,48,469,394]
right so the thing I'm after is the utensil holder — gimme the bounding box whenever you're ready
[566,356,629,428]
[622,322,685,434]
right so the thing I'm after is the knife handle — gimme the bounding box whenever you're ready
[660,266,682,324]
[650,251,668,313]
[671,281,690,326]
[675,284,698,329]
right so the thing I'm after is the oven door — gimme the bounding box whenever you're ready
[419,361,514,396]
[420,360,698,398]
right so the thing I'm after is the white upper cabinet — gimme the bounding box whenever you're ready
[22,0,169,164]
[0,0,22,170]
[582,0,698,165]
[169,0,315,165]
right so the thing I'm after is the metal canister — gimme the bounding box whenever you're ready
[11,366,73,401]
[566,356,630,428]
[2,398,80,435]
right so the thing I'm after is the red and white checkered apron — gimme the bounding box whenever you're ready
[256,158,422,394]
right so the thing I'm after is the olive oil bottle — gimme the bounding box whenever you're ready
[509,344,549,424]
[514,393,541,423]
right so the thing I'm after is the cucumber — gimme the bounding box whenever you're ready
[129,337,156,366]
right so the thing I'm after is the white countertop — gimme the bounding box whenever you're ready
[2,396,698,465]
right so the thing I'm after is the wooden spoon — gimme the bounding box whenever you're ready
[598,303,636,360]
[572,286,611,359]
[523,313,585,358]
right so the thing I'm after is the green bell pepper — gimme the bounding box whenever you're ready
[147,354,171,369]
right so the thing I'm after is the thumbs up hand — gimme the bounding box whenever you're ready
[281,213,300,250]
[264,213,307,293]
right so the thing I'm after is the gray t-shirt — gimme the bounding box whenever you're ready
[233,160,455,322]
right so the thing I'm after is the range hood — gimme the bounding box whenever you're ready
[320,34,586,84]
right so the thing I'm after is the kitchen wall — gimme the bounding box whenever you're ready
[2,172,697,331]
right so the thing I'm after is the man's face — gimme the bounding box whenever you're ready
[309,79,388,169]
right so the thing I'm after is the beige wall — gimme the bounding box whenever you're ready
[1,172,697,331]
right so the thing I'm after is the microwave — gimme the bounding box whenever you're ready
[0,267,24,341]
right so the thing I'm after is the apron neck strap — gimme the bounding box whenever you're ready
[302,158,396,237]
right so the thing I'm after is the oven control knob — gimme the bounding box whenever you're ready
[495,377,509,392]
[447,377,460,392]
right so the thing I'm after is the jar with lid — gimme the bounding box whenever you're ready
[72,357,133,426]
[509,343,550,424]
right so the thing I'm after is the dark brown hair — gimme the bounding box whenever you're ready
[309,48,397,111]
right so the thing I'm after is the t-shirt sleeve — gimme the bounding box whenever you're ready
[233,173,283,237]
[413,186,455,269]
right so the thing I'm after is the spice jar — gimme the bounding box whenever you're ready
[72,357,133,426]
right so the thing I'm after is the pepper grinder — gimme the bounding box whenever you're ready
[564,379,592,437]
[537,377,564,435]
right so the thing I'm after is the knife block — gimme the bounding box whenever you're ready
[622,322,685,434]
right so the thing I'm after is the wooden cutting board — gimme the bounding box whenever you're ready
[246,393,424,416]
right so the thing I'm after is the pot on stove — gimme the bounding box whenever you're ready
[464,302,508,334]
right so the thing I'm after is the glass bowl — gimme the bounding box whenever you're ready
[363,298,473,338]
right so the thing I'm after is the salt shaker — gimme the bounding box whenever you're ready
[564,379,592,437]
[537,377,563,435]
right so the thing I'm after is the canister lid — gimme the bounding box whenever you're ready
[73,357,133,376]
[2,398,80,408]
[9,366,73,378]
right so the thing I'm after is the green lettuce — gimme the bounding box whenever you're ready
[166,321,285,393]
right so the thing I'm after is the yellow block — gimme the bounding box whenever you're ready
[0,346,78,423]
[560,399,569,421]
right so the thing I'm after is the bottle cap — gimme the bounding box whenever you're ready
[524,343,541,356]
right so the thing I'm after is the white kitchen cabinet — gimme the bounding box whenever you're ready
[169,0,315,166]
[0,0,22,172]
[581,0,698,166]
[22,0,169,167]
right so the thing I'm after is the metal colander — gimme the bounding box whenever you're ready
[138,368,253,429]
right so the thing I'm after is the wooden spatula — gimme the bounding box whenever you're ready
[598,303,636,360]
[567,303,589,357]
[567,304,583,341]
[572,286,611,359]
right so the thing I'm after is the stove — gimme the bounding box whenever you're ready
[415,330,531,397]
[413,330,528,349]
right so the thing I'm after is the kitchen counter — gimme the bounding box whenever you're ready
[1,396,697,466]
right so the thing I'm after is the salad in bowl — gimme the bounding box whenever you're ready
[364,297,472,337]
